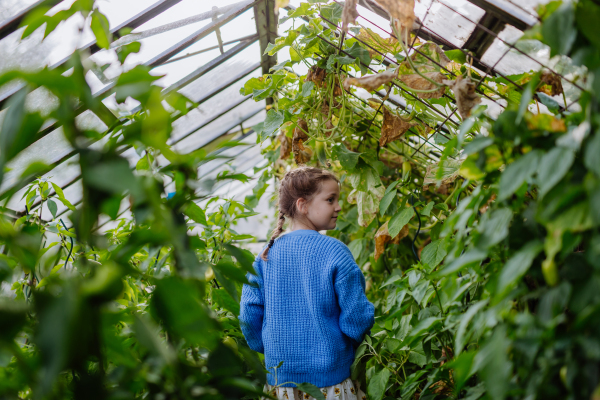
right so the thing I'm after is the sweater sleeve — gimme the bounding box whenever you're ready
[239,257,265,353]
[334,248,375,349]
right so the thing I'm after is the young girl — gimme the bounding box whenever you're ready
[240,167,375,400]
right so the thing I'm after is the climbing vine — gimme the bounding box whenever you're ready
[245,0,600,399]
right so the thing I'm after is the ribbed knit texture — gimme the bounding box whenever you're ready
[239,230,375,388]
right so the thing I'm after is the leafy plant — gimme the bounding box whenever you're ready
[242,0,600,399]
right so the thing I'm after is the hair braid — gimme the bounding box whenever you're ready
[261,212,286,261]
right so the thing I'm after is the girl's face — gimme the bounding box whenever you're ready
[295,179,341,231]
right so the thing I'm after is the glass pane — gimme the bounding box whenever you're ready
[0,0,40,26]
[172,97,265,153]
[0,110,105,195]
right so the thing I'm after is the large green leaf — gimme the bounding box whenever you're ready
[541,2,577,56]
[537,147,575,198]
[367,367,391,400]
[420,239,448,270]
[498,150,542,201]
[388,207,414,238]
[151,277,219,347]
[495,241,543,302]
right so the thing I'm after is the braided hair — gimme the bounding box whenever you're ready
[261,166,338,261]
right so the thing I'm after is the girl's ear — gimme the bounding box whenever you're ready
[296,197,307,214]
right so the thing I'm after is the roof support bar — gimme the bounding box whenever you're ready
[254,0,278,76]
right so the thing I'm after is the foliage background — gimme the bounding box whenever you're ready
[0,0,599,399]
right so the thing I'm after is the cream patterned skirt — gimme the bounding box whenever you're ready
[261,377,366,400]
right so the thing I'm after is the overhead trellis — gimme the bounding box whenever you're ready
[0,0,585,226]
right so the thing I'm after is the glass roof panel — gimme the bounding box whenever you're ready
[0,0,39,26]
[172,98,265,153]
[413,0,485,48]
[480,25,547,75]
[0,110,106,194]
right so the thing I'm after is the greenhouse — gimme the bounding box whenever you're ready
[0,0,598,398]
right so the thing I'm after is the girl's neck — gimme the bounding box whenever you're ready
[290,218,318,232]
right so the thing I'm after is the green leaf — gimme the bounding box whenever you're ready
[300,81,314,97]
[388,207,414,238]
[223,243,255,275]
[516,75,539,124]
[262,109,284,139]
[51,183,76,211]
[90,9,112,50]
[434,249,487,278]
[537,92,560,114]
[421,201,434,217]
[445,49,467,64]
[495,241,543,302]
[542,2,577,56]
[379,189,396,216]
[537,147,575,198]
[585,132,600,177]
[576,0,600,49]
[455,300,488,356]
[475,327,511,400]
[151,277,219,347]
[212,288,240,315]
[421,239,447,270]
[345,41,371,74]
[183,202,208,226]
[82,158,141,197]
[367,367,391,400]
[47,199,57,219]
[133,314,174,364]
[213,260,249,284]
[498,150,542,201]
[411,280,430,305]
[320,2,343,26]
[332,144,360,171]
[296,383,326,400]
[477,208,513,249]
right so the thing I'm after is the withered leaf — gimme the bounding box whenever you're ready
[375,221,409,261]
[278,131,291,159]
[374,0,416,41]
[380,107,418,147]
[306,66,326,87]
[342,0,359,33]
[538,70,563,96]
[344,68,398,92]
[357,27,405,57]
[399,72,446,99]
[292,119,312,164]
[443,76,481,119]
[422,159,463,190]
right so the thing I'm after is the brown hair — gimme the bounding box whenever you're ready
[261,166,339,261]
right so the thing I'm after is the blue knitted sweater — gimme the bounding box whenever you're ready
[239,229,375,388]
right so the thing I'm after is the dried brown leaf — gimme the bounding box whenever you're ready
[539,70,563,96]
[306,66,326,87]
[292,119,312,164]
[342,0,359,33]
[444,76,481,119]
[399,72,446,99]
[278,131,291,160]
[374,221,409,260]
[380,107,418,147]
[374,0,416,40]
[344,68,398,92]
